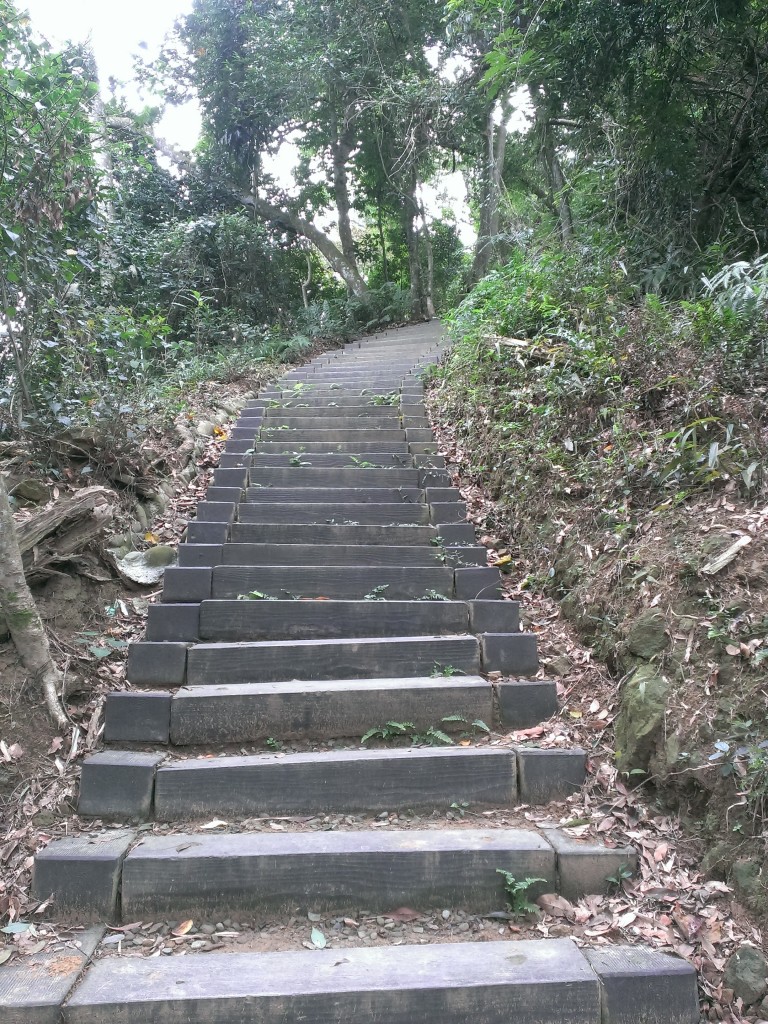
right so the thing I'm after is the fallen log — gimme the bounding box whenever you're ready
[15,486,117,584]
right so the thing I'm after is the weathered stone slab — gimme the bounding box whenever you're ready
[480,633,539,675]
[251,452,413,467]
[104,691,171,744]
[469,600,520,634]
[186,635,480,685]
[154,747,516,818]
[145,603,200,642]
[194,501,237,523]
[198,599,469,641]
[429,501,467,523]
[170,676,491,744]
[32,831,134,921]
[63,937,602,1019]
[211,467,249,488]
[185,521,229,545]
[0,925,103,1024]
[204,486,244,504]
[585,947,698,1024]
[249,467,418,487]
[245,486,424,504]
[542,828,637,899]
[497,679,558,729]
[515,748,586,803]
[259,428,406,443]
[161,567,212,603]
[238,500,429,525]
[78,751,163,819]
[219,543,443,567]
[454,566,502,599]
[121,829,555,918]
[434,522,476,544]
[177,543,224,567]
[254,440,409,453]
[229,523,438,546]
[263,416,402,429]
[126,642,188,685]
[211,565,454,600]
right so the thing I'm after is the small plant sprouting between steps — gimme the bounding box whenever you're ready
[361,715,489,747]
[348,456,378,468]
[238,590,277,601]
[363,584,389,601]
[496,871,546,917]
[431,662,460,676]
[420,590,450,602]
[606,864,634,892]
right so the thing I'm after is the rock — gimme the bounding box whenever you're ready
[614,663,671,772]
[196,420,216,437]
[547,655,572,678]
[724,945,768,1006]
[143,545,176,568]
[701,841,731,880]
[626,611,668,659]
[114,547,176,585]
[11,478,50,503]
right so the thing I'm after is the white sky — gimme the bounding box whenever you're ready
[21,0,201,149]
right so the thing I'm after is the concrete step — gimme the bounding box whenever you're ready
[228,523,440,545]
[75,744,587,821]
[237,501,430,524]
[259,428,408,443]
[185,635,482,684]
[167,675,492,743]
[120,829,556,918]
[250,452,419,467]
[197,599,471,640]
[253,440,411,453]
[264,403,401,415]
[155,746,514,818]
[263,415,403,429]
[210,564,454,599]
[56,940,699,1024]
[248,466,419,487]
[104,674,555,745]
[244,486,424,504]
[217,543,446,567]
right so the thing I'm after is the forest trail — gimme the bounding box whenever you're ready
[5,323,697,1021]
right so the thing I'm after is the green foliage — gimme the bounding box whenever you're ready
[709,722,768,822]
[360,715,488,747]
[495,871,545,916]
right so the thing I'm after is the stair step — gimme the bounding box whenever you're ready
[259,428,407,443]
[250,452,418,467]
[237,501,431,525]
[244,486,424,503]
[249,467,419,486]
[120,829,555,918]
[62,940,698,1024]
[253,441,411,452]
[185,635,481,684]
[229,523,439,545]
[218,543,445,568]
[211,564,454,599]
[263,415,403,428]
[198,599,470,640]
[168,676,492,743]
[154,747,514,818]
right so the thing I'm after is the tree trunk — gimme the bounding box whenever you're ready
[0,475,68,726]
[420,202,437,318]
[331,125,359,289]
[470,93,512,283]
[242,193,369,297]
[403,167,427,320]
[531,85,574,243]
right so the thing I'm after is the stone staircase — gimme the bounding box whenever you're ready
[7,323,699,1022]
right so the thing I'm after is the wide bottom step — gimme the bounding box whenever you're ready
[63,939,698,1024]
